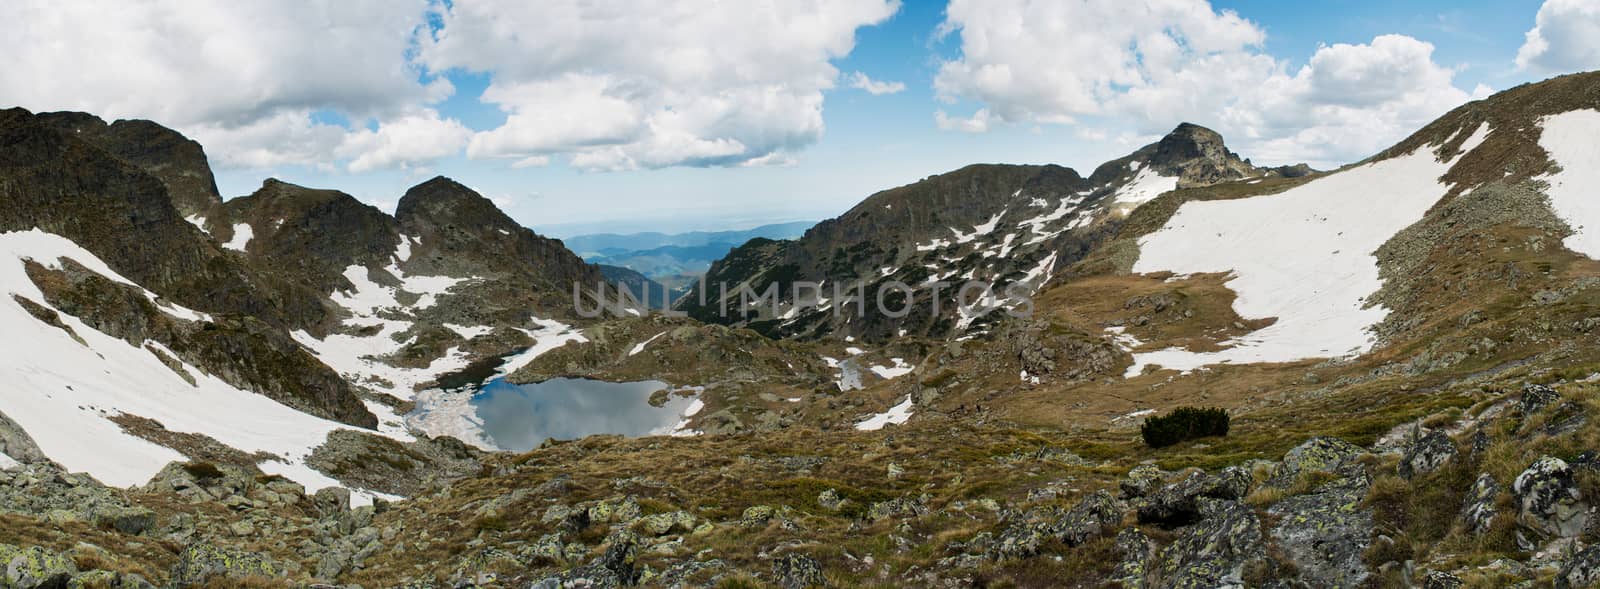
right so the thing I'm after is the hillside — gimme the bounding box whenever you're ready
[676,123,1309,342]
[2,72,1600,589]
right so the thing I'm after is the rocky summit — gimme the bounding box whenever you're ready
[3,59,1600,589]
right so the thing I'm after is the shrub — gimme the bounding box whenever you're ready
[1141,407,1230,448]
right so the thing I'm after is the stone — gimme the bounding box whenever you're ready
[1056,490,1126,546]
[1268,437,1363,488]
[1138,467,1252,524]
[636,511,695,536]
[1460,473,1502,535]
[817,489,846,511]
[1112,528,1152,587]
[1422,571,1464,589]
[1152,499,1267,589]
[1267,472,1373,588]
[0,544,77,589]
[90,506,156,536]
[168,543,279,588]
[1120,465,1166,499]
[1519,383,1561,415]
[1556,544,1600,589]
[1399,430,1457,479]
[771,553,826,589]
[314,487,352,515]
[1512,456,1589,540]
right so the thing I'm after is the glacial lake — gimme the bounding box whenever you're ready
[470,378,700,451]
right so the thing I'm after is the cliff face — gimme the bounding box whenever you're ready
[35,111,224,218]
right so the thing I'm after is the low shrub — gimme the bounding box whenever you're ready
[1141,407,1230,448]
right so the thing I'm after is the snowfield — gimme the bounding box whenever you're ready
[1127,139,1476,375]
[1537,110,1600,259]
[856,395,914,431]
[0,229,392,503]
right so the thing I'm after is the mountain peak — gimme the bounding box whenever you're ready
[1132,122,1263,188]
[35,111,223,217]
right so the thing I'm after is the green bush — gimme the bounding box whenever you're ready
[1141,407,1230,448]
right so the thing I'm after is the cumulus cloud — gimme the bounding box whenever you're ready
[338,110,472,173]
[0,0,464,172]
[418,0,899,171]
[935,0,1265,123]
[848,72,907,95]
[1516,0,1600,74]
[935,0,1486,167]
[935,109,994,133]
[1219,35,1490,166]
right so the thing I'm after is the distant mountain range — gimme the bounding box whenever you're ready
[569,221,815,299]
[564,221,814,256]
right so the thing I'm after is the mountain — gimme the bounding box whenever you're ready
[598,263,675,309]
[564,221,814,255]
[677,122,1303,341]
[5,72,1600,589]
[0,107,606,501]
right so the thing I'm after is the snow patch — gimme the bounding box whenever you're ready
[184,215,208,234]
[868,358,913,379]
[445,324,494,340]
[628,332,666,356]
[855,396,914,431]
[1127,147,1458,375]
[222,224,253,251]
[1537,110,1600,259]
[0,229,389,498]
[1110,168,1179,209]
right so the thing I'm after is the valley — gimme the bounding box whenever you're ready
[2,70,1600,589]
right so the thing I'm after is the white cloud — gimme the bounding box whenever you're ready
[935,0,1264,124]
[935,0,1484,167]
[848,72,907,95]
[1220,35,1489,166]
[0,0,465,172]
[1516,0,1600,74]
[935,109,994,133]
[338,110,472,173]
[418,0,899,171]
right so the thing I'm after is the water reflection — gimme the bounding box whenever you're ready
[472,378,698,451]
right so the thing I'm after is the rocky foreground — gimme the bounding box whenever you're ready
[2,379,1599,588]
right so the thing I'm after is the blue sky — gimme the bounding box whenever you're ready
[3,1,1593,237]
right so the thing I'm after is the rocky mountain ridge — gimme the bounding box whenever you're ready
[677,122,1309,342]
[2,71,1600,589]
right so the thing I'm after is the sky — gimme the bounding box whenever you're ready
[1,0,1597,237]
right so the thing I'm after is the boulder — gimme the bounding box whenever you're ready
[1512,456,1589,540]
[1460,473,1502,535]
[1556,544,1600,589]
[1267,472,1373,588]
[168,543,279,588]
[1139,467,1251,524]
[1113,528,1153,586]
[1057,490,1127,546]
[314,487,352,515]
[0,544,77,589]
[1268,437,1363,488]
[771,553,827,589]
[1518,383,1560,415]
[1152,499,1266,588]
[1422,571,1464,589]
[90,506,156,536]
[1398,430,1457,479]
[1120,465,1167,499]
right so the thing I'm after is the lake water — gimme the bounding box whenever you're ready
[470,378,700,451]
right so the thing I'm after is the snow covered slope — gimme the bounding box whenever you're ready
[1537,110,1600,258]
[0,229,394,502]
[1125,117,1544,374]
